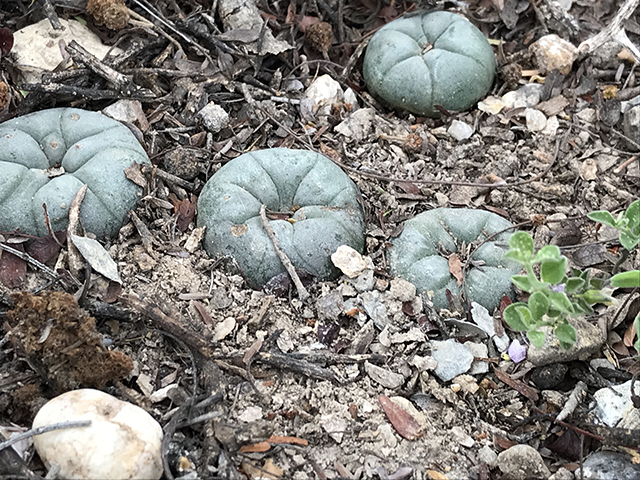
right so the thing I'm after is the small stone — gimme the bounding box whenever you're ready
[549,467,574,480]
[464,341,489,374]
[350,269,375,292]
[331,245,368,278]
[389,277,416,302]
[541,390,565,410]
[238,406,263,422]
[580,158,598,181]
[320,414,348,443]
[334,108,375,141]
[582,451,640,480]
[451,374,479,394]
[477,96,505,115]
[316,291,344,320]
[471,303,509,352]
[447,120,474,141]
[593,379,640,429]
[502,84,544,109]
[450,425,474,448]
[525,108,547,132]
[497,444,551,480]
[623,105,640,149]
[477,445,498,468]
[529,34,577,75]
[576,107,596,123]
[409,355,437,372]
[133,245,156,271]
[364,361,405,389]
[197,102,229,133]
[213,317,236,341]
[210,288,233,310]
[304,74,343,116]
[360,291,388,329]
[431,339,474,382]
[33,389,163,480]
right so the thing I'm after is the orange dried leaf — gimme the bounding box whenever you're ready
[449,253,464,287]
[266,435,308,446]
[240,441,271,453]
[378,395,423,441]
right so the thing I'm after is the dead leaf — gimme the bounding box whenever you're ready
[396,181,421,196]
[175,196,196,232]
[241,458,283,479]
[449,253,464,287]
[378,395,424,441]
[124,162,147,188]
[0,243,26,288]
[623,319,638,349]
[493,367,539,401]
[70,234,122,284]
[243,337,263,364]
[27,230,66,263]
[426,470,450,480]
[494,435,517,450]
[265,435,308,446]
[193,300,214,326]
[240,442,270,453]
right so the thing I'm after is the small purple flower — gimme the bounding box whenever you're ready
[550,283,565,293]
[508,339,527,363]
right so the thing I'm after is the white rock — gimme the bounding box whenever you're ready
[102,100,147,129]
[448,120,474,141]
[12,19,120,83]
[238,406,263,422]
[497,444,551,480]
[529,34,578,75]
[477,96,505,115]
[542,115,559,136]
[320,414,348,443]
[593,379,640,428]
[525,108,547,132]
[304,75,343,116]
[197,102,229,133]
[389,277,416,302]
[334,108,375,141]
[502,84,544,109]
[213,317,236,341]
[33,389,163,480]
[470,302,510,352]
[331,245,367,278]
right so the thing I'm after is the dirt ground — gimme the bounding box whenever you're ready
[1,0,640,479]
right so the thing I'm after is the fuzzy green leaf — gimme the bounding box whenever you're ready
[527,329,546,348]
[506,232,534,264]
[547,291,574,314]
[565,277,586,294]
[620,232,640,252]
[625,200,640,231]
[533,245,562,263]
[511,275,533,291]
[503,303,530,331]
[528,292,549,321]
[588,210,617,228]
[611,270,640,288]
[540,257,567,285]
[555,323,577,350]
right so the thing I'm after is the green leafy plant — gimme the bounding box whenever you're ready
[588,199,640,252]
[504,200,640,351]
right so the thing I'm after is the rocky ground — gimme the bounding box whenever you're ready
[0,0,640,479]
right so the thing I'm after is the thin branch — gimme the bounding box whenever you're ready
[0,421,91,452]
[259,205,310,302]
[578,0,640,58]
